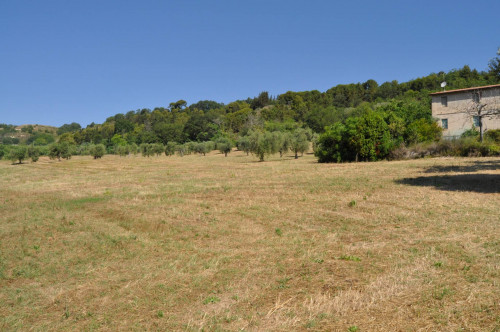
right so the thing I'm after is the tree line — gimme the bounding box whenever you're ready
[2,48,500,163]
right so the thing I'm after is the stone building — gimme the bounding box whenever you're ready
[430,84,500,139]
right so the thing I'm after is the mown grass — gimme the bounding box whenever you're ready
[0,152,499,331]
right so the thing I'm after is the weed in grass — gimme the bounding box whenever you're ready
[63,307,70,319]
[275,228,283,236]
[348,200,356,207]
[348,326,360,332]
[203,296,221,305]
[305,319,317,328]
[433,262,443,268]
[157,311,164,318]
[339,255,361,262]
[433,287,452,300]
[277,277,291,289]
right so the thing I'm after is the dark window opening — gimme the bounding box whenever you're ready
[441,96,448,107]
[472,92,480,103]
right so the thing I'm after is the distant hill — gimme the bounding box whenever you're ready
[15,124,58,134]
[0,124,57,144]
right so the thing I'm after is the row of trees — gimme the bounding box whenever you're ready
[2,127,317,164]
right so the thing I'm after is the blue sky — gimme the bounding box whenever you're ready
[1,0,499,127]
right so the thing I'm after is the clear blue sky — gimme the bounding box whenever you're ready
[1,0,499,127]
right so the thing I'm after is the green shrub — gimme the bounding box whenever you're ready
[316,111,395,162]
[461,127,480,139]
[485,129,500,143]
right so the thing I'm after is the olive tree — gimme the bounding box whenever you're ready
[216,138,233,157]
[9,145,28,164]
[249,131,279,161]
[165,142,177,156]
[236,136,251,155]
[89,144,106,159]
[28,145,40,162]
[49,142,72,161]
[290,128,310,159]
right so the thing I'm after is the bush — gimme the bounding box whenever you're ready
[461,127,480,139]
[316,112,394,162]
[389,138,500,160]
[405,119,442,144]
[315,123,345,163]
[485,129,500,143]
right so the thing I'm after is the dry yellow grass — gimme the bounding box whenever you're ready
[0,152,499,331]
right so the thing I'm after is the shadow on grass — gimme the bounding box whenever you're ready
[424,160,500,173]
[396,174,500,193]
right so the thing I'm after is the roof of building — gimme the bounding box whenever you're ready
[430,84,500,96]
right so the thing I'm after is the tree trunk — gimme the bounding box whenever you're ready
[479,117,484,142]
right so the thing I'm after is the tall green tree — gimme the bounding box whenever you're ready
[488,47,500,81]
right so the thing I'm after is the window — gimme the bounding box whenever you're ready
[441,119,448,129]
[472,92,480,103]
[441,96,448,107]
[473,116,480,127]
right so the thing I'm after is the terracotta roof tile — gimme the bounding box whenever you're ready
[430,84,500,96]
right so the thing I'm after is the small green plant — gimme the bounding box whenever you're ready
[277,277,291,289]
[157,310,164,318]
[348,326,359,332]
[63,307,70,319]
[275,228,283,236]
[348,200,356,207]
[433,261,443,268]
[433,287,452,300]
[203,296,221,304]
[305,319,317,328]
[339,255,361,262]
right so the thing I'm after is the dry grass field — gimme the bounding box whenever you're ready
[0,151,499,331]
